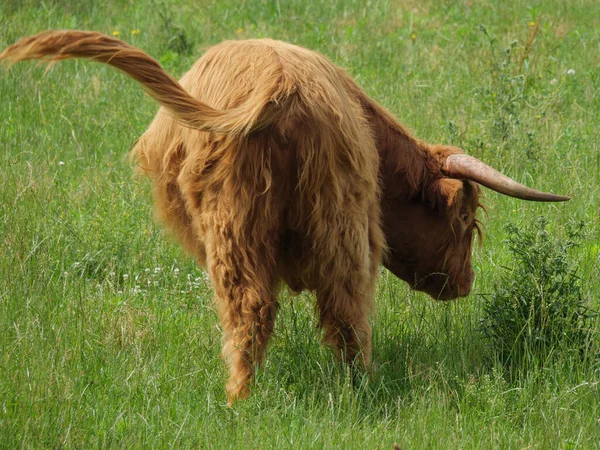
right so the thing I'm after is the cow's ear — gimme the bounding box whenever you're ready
[438,178,463,209]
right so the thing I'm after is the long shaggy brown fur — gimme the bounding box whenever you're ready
[1,31,482,401]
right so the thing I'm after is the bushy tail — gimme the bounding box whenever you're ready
[0,30,281,134]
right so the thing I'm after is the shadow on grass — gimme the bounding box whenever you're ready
[247,288,493,420]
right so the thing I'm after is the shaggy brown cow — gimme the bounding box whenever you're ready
[0,31,569,402]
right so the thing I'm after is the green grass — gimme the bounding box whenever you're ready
[1,0,599,448]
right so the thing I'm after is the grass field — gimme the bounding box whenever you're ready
[1,0,599,448]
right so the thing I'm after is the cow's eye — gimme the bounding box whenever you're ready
[461,213,470,223]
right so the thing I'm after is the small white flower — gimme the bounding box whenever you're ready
[550,78,558,85]
[109,271,116,277]
[123,274,129,280]
[58,161,65,166]
[63,271,69,277]
[567,68,575,75]
[154,267,161,273]
[173,268,180,274]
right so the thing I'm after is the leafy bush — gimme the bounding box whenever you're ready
[481,218,595,372]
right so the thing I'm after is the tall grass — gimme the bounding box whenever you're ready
[1,0,599,448]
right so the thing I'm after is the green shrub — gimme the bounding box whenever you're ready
[481,218,595,373]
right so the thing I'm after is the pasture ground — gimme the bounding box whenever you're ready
[1,0,599,448]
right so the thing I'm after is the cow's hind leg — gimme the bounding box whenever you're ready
[317,283,373,368]
[314,214,378,369]
[206,221,280,403]
[196,135,285,403]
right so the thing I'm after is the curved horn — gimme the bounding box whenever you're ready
[443,154,570,202]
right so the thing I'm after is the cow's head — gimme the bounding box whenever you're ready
[381,145,569,300]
